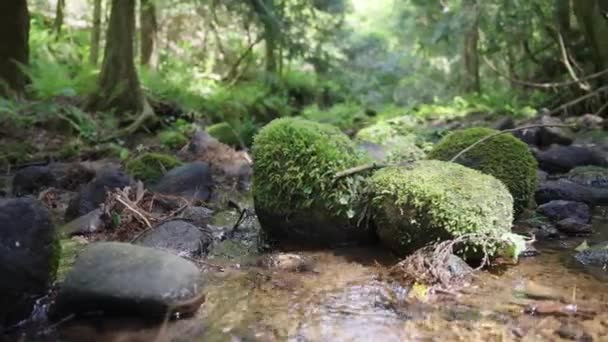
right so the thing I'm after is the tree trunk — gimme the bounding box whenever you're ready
[140,0,157,66]
[555,0,571,36]
[462,0,480,93]
[0,0,30,98]
[89,0,102,65]
[573,0,608,73]
[54,0,65,36]
[87,0,143,113]
[249,0,279,74]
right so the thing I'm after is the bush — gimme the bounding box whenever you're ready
[428,127,537,215]
[370,160,513,256]
[206,122,241,147]
[125,153,183,183]
[158,130,188,150]
[252,118,372,244]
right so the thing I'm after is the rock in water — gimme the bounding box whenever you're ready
[535,180,594,205]
[11,165,56,196]
[0,198,58,326]
[134,220,212,258]
[65,169,133,221]
[565,166,608,189]
[535,145,607,174]
[537,200,591,224]
[538,115,575,147]
[555,218,593,236]
[52,242,205,318]
[154,162,214,201]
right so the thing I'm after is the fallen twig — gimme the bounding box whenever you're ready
[115,196,153,229]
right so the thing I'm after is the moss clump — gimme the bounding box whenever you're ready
[158,130,188,149]
[370,160,513,256]
[383,135,427,164]
[252,118,372,244]
[355,115,422,145]
[56,238,88,283]
[206,122,241,147]
[125,153,183,183]
[566,166,608,188]
[428,127,537,216]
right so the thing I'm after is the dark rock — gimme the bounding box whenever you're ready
[537,200,591,223]
[591,187,608,205]
[134,220,212,258]
[358,141,387,162]
[65,169,133,221]
[180,206,214,228]
[537,170,549,184]
[538,116,574,146]
[61,208,106,236]
[513,126,541,146]
[565,166,608,189]
[153,162,214,201]
[493,117,515,130]
[0,198,58,326]
[50,163,96,191]
[577,114,604,131]
[535,145,608,174]
[575,245,608,267]
[531,224,561,241]
[52,242,205,318]
[11,165,56,196]
[555,218,593,236]
[188,130,218,155]
[535,180,594,205]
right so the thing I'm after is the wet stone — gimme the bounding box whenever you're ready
[180,206,214,228]
[556,218,593,236]
[535,145,608,174]
[537,200,591,224]
[134,220,213,258]
[535,180,594,205]
[575,245,608,267]
[12,165,56,196]
[52,242,206,318]
[154,162,214,201]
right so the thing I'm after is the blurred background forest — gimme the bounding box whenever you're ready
[1,0,607,162]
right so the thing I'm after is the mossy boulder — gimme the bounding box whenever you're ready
[158,131,188,149]
[252,118,373,245]
[383,135,427,164]
[125,153,183,184]
[566,166,608,188]
[206,122,241,147]
[370,160,513,256]
[428,127,537,215]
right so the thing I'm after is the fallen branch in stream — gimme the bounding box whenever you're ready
[334,124,575,179]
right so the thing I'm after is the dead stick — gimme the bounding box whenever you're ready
[450,124,574,163]
[333,163,388,181]
[116,196,153,229]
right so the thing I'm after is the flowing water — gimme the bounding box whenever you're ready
[9,209,608,341]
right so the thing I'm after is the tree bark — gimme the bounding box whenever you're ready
[89,0,102,66]
[53,0,65,36]
[140,0,157,66]
[0,0,30,98]
[573,0,608,74]
[462,0,481,93]
[555,0,571,36]
[87,0,143,114]
[249,0,279,74]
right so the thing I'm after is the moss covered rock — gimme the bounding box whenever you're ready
[370,160,513,255]
[125,153,183,184]
[158,131,188,149]
[566,166,608,188]
[252,118,373,245]
[383,135,427,164]
[206,122,241,147]
[428,127,537,215]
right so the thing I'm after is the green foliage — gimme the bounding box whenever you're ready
[370,160,513,256]
[125,153,183,183]
[355,115,422,144]
[206,122,241,147]
[0,142,37,167]
[383,135,427,164]
[252,118,370,220]
[428,127,538,216]
[158,130,189,149]
[301,103,367,131]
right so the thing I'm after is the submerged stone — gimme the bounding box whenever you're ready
[52,242,206,318]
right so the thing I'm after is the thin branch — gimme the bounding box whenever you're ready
[595,101,608,117]
[547,86,608,116]
[557,31,590,91]
[116,196,153,229]
[223,35,264,82]
[450,124,574,163]
[483,56,608,89]
[333,163,388,181]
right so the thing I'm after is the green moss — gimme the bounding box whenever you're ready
[383,135,427,164]
[370,160,513,256]
[125,152,183,183]
[56,238,88,283]
[158,130,188,149]
[252,118,372,243]
[428,127,537,216]
[0,142,37,167]
[206,122,241,146]
[566,166,608,188]
[355,115,422,145]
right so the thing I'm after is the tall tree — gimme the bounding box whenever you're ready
[87,0,143,113]
[89,0,102,65]
[462,0,481,93]
[54,0,65,36]
[140,0,158,66]
[0,0,30,98]
[573,0,608,74]
[249,0,280,74]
